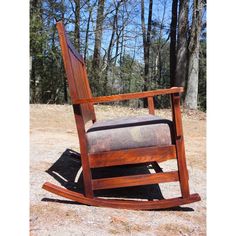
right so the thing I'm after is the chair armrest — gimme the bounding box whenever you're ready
[74,87,184,104]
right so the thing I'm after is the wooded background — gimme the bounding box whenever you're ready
[30,0,206,110]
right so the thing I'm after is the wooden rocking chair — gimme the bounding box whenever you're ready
[42,21,201,210]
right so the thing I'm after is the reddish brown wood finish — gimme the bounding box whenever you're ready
[56,22,96,124]
[43,182,200,210]
[171,93,190,198]
[74,87,184,104]
[57,22,95,198]
[147,96,155,115]
[42,21,201,210]
[89,145,176,168]
[92,171,179,190]
[73,105,93,198]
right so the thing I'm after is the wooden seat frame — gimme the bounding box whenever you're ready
[42,21,201,210]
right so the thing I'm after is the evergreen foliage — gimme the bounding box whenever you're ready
[30,0,206,110]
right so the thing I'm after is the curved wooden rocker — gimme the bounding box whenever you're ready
[42,21,201,210]
[43,182,200,210]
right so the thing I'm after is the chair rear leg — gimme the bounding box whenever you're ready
[171,93,190,199]
[73,105,94,198]
[80,154,94,198]
[176,138,190,198]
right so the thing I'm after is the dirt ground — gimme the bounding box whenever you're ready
[30,104,206,236]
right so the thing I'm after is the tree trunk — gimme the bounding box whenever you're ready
[31,57,36,103]
[118,14,124,67]
[30,0,44,103]
[170,0,178,86]
[146,0,153,87]
[175,0,189,87]
[74,0,81,51]
[84,0,93,62]
[91,0,105,95]
[103,1,122,95]
[30,0,37,103]
[141,0,153,107]
[184,0,203,109]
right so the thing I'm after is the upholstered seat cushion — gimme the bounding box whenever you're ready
[86,115,174,154]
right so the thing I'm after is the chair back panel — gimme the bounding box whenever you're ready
[56,21,96,124]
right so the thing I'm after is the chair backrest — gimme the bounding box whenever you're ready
[56,21,96,124]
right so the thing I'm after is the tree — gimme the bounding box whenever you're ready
[91,0,105,95]
[184,0,204,109]
[84,0,96,62]
[141,0,153,106]
[29,0,206,110]
[198,39,206,111]
[103,0,123,95]
[169,0,178,86]
[175,0,189,87]
[30,0,45,103]
[73,0,81,51]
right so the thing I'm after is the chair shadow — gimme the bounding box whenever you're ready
[42,148,193,211]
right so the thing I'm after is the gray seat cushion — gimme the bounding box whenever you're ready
[86,115,174,154]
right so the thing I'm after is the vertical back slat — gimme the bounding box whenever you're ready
[56,21,96,124]
[56,23,78,101]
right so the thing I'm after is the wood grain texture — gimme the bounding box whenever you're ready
[147,96,155,115]
[42,182,201,210]
[57,21,96,124]
[73,105,93,197]
[171,93,190,198]
[42,21,200,210]
[74,87,184,104]
[92,171,179,190]
[57,21,95,197]
[89,145,176,168]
